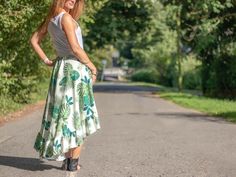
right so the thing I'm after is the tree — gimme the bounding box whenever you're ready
[162,0,236,98]
[85,0,154,53]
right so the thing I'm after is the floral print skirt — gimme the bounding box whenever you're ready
[33,55,101,161]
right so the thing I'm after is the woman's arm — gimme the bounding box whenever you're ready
[61,13,97,74]
[30,28,53,66]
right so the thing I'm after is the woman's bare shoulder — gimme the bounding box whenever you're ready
[61,12,74,26]
[61,12,78,31]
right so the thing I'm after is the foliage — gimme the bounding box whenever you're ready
[1,0,236,109]
[85,0,154,51]
[0,0,53,103]
[162,0,236,98]
[130,68,159,84]
[130,1,178,87]
[0,0,107,103]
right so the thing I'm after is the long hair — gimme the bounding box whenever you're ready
[36,0,84,35]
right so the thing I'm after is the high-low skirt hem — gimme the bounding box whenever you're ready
[33,55,101,161]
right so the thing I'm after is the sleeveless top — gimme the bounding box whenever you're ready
[47,11,84,57]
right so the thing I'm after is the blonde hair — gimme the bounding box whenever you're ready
[37,0,84,35]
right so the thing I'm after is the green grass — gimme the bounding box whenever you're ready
[159,92,236,123]
[130,81,236,123]
[0,79,49,118]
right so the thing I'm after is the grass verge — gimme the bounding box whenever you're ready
[130,81,236,123]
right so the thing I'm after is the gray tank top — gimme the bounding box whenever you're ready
[47,11,84,57]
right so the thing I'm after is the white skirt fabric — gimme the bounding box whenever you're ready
[33,55,101,161]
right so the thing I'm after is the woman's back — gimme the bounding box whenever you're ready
[47,11,84,57]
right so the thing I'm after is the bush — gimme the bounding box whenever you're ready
[202,54,236,99]
[183,66,202,90]
[130,68,159,83]
[0,57,43,104]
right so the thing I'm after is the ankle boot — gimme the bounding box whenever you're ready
[67,157,80,171]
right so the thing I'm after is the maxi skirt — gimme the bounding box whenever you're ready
[33,55,101,161]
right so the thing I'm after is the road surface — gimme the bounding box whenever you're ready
[0,82,236,177]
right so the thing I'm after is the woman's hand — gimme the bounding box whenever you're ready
[43,58,54,67]
[88,66,97,84]
[91,74,97,84]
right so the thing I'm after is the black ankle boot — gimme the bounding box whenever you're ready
[67,157,80,171]
[61,158,69,170]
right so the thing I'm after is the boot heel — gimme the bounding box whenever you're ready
[68,157,80,171]
[61,158,69,170]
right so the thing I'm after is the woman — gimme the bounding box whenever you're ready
[30,0,101,172]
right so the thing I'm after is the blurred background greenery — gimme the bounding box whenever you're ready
[0,0,236,118]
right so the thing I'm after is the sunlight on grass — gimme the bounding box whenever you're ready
[128,81,236,123]
[158,92,236,123]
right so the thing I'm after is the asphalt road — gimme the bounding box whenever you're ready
[0,82,236,177]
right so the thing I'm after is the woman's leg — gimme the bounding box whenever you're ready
[65,143,83,158]
[68,145,83,170]
[71,144,83,159]
[63,145,83,170]
[65,151,71,158]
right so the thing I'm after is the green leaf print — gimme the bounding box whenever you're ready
[87,114,95,120]
[64,63,73,76]
[87,84,95,104]
[82,85,95,112]
[52,105,60,120]
[45,144,54,158]
[62,124,71,137]
[34,132,45,151]
[66,95,73,105]
[42,120,51,131]
[70,70,80,81]
[83,105,91,118]
[83,95,90,106]
[59,76,68,86]
[83,104,95,120]
[60,103,71,121]
[53,139,62,151]
[77,82,85,97]
[77,82,95,120]
[56,119,63,132]
[62,123,77,138]
[70,131,76,137]
[77,83,85,114]
[76,136,84,145]
[81,75,91,84]
[86,108,91,115]
[79,83,90,103]
[60,63,80,88]
[73,112,81,129]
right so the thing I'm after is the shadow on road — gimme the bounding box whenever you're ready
[109,111,230,124]
[93,82,160,93]
[154,112,232,124]
[0,155,61,171]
